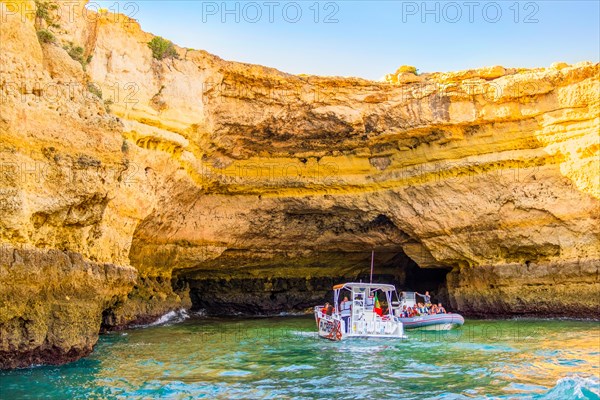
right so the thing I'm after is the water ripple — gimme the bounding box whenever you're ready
[1,318,599,399]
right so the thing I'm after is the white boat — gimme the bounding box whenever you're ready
[396,292,464,331]
[314,282,407,341]
[315,285,465,340]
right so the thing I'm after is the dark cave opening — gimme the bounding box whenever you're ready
[182,249,451,316]
[402,263,452,306]
[187,275,343,316]
[357,251,452,306]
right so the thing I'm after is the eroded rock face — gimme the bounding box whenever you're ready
[0,244,135,369]
[448,259,600,317]
[0,0,599,368]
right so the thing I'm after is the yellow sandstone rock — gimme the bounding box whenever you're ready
[0,0,598,368]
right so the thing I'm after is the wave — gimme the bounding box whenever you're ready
[131,309,190,328]
[276,311,307,317]
[535,375,599,399]
[149,309,189,326]
[289,330,319,337]
[191,309,207,317]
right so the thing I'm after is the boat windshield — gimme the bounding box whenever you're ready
[333,283,397,317]
[402,292,416,302]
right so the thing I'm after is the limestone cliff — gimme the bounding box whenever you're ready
[1,1,598,368]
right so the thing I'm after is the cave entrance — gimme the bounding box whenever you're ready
[179,249,451,316]
[358,250,452,306]
[402,262,452,306]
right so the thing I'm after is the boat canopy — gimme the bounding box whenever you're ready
[333,282,397,293]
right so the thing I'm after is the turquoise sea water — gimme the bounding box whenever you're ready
[1,316,599,399]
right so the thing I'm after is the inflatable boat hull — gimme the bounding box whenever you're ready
[398,314,464,330]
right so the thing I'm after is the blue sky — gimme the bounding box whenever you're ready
[93,1,599,79]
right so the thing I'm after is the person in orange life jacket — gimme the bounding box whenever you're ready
[411,305,419,317]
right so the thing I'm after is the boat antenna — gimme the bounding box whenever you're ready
[370,250,374,284]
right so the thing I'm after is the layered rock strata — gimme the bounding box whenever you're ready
[1,0,598,368]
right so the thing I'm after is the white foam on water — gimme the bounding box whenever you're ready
[191,309,207,317]
[277,365,316,372]
[289,331,318,338]
[537,375,599,399]
[132,309,190,328]
[277,311,307,317]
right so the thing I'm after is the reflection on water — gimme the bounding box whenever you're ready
[1,318,599,399]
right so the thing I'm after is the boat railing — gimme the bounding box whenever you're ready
[314,305,341,321]
[400,291,417,308]
[351,317,402,336]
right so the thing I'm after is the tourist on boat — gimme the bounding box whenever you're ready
[416,291,432,306]
[323,302,333,316]
[340,296,351,332]
[400,305,409,318]
[411,305,419,317]
[436,303,447,314]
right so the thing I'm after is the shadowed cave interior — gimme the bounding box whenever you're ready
[177,251,451,315]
